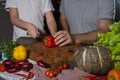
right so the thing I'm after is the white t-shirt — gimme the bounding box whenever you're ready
[5,0,54,41]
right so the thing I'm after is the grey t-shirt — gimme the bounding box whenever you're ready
[60,0,115,34]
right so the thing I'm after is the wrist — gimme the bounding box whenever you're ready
[71,34,76,44]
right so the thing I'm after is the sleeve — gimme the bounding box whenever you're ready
[98,0,115,20]
[43,0,54,13]
[5,0,17,11]
[60,0,65,14]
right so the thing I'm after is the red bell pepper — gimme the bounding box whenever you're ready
[42,35,57,48]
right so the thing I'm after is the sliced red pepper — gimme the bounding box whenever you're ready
[36,52,44,57]
[26,72,34,80]
[14,73,26,78]
[83,75,99,80]
[14,72,34,80]
[42,36,57,48]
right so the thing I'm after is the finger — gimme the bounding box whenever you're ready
[56,36,67,45]
[54,31,63,38]
[59,39,70,47]
[55,32,67,42]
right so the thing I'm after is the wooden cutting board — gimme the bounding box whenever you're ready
[25,42,82,65]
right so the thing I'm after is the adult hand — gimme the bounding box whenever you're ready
[27,23,40,38]
[54,30,73,47]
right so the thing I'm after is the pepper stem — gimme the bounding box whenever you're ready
[110,76,115,80]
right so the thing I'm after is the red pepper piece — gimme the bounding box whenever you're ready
[0,64,6,72]
[14,73,26,78]
[83,75,99,80]
[36,52,44,57]
[14,72,34,80]
[42,36,57,48]
[26,72,34,80]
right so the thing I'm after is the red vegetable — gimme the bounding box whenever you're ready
[21,63,33,72]
[14,72,34,80]
[0,64,6,72]
[37,60,50,68]
[3,59,14,67]
[83,75,98,80]
[6,66,20,73]
[62,63,69,69]
[45,70,55,78]
[15,60,28,67]
[36,52,43,57]
[42,36,56,48]
[100,77,108,80]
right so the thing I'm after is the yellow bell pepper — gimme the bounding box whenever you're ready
[13,45,27,61]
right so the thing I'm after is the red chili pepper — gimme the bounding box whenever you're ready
[83,75,99,80]
[14,73,26,78]
[14,72,34,80]
[42,36,57,48]
[36,52,44,57]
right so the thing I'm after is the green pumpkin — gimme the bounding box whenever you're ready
[74,45,114,75]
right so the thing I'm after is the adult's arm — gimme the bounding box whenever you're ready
[45,10,57,36]
[60,13,70,32]
[73,19,113,44]
[54,19,113,47]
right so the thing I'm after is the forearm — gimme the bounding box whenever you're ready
[73,19,112,44]
[47,18,57,35]
[60,13,70,32]
[73,29,103,44]
[46,11,57,35]
[10,18,30,30]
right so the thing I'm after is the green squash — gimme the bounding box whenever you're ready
[74,45,114,75]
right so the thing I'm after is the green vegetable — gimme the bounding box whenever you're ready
[109,34,120,46]
[0,40,17,58]
[94,32,115,46]
[108,21,120,34]
[114,61,120,70]
[94,21,120,70]
[109,43,120,55]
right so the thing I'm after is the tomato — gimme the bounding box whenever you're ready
[53,71,58,77]
[45,70,51,77]
[49,72,55,78]
[45,70,55,78]
[62,63,69,69]
[59,65,64,70]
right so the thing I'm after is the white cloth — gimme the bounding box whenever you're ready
[5,0,54,41]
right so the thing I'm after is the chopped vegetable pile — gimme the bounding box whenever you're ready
[94,21,120,70]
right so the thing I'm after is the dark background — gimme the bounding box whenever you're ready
[0,0,120,43]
